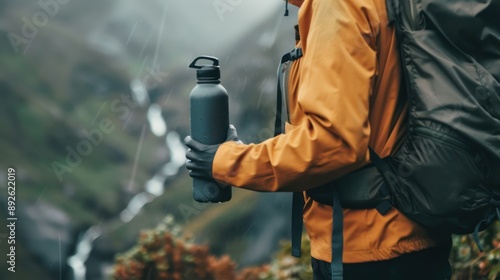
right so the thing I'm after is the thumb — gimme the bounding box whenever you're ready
[184,135,206,151]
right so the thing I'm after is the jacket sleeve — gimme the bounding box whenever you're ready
[212,0,379,192]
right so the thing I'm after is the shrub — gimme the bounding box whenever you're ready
[112,215,311,280]
[451,222,500,280]
[113,215,236,280]
[114,217,500,280]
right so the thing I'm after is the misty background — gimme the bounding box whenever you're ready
[0,0,301,279]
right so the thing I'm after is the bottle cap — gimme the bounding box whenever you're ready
[189,56,221,83]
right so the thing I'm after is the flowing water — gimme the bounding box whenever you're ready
[67,80,186,279]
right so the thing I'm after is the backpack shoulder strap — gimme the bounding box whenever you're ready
[386,0,422,32]
[385,0,397,24]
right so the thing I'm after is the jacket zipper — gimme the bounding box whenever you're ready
[413,126,470,153]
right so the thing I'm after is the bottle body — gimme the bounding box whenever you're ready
[190,83,231,203]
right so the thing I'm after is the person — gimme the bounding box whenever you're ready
[185,0,452,279]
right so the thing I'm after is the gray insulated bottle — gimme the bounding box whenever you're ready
[188,56,231,203]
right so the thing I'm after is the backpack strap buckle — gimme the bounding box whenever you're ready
[280,48,303,64]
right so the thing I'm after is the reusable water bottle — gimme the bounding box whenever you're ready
[188,56,231,203]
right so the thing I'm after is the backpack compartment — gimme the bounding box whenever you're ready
[394,0,500,163]
[386,122,492,234]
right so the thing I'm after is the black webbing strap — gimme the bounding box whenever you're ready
[274,48,304,258]
[368,147,394,215]
[291,192,305,257]
[274,48,303,136]
[473,205,500,252]
[331,189,344,280]
[274,66,284,136]
[327,149,396,279]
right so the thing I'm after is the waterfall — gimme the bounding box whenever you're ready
[67,79,186,279]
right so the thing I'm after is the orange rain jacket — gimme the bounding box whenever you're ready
[213,0,440,263]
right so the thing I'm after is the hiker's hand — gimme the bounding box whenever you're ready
[185,125,241,180]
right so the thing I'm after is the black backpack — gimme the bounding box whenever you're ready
[278,0,500,279]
